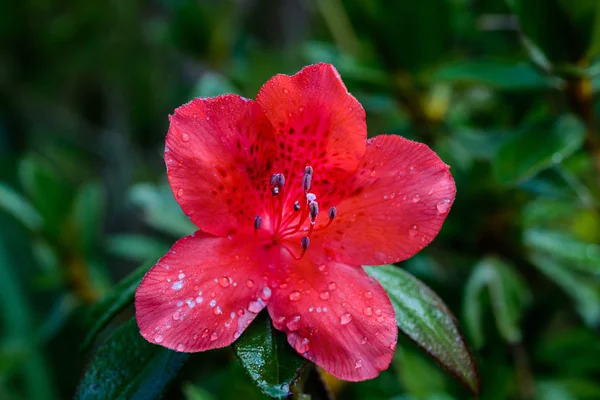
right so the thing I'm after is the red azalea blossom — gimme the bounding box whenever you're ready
[135,63,456,381]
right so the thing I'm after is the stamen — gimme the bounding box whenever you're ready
[306,193,317,203]
[270,173,286,188]
[301,236,310,250]
[309,201,319,224]
[254,216,262,230]
[293,201,301,212]
[269,174,278,186]
[302,166,313,192]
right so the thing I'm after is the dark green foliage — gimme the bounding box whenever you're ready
[1,0,600,399]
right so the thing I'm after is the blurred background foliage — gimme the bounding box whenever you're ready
[1,0,600,399]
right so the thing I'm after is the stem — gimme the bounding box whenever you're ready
[511,343,534,400]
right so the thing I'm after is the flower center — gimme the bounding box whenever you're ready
[254,166,337,259]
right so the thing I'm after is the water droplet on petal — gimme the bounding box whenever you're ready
[318,265,326,272]
[218,276,230,288]
[176,343,185,351]
[408,225,419,239]
[209,299,216,307]
[171,281,183,290]
[328,282,337,290]
[375,309,382,316]
[286,315,301,331]
[319,291,330,300]
[172,311,181,320]
[237,309,244,316]
[181,133,190,142]
[248,300,262,313]
[340,313,352,325]
[196,296,203,304]
[201,329,209,338]
[289,291,302,301]
[261,287,272,300]
[299,106,305,112]
[390,342,397,351]
[436,198,451,213]
[246,279,255,288]
[361,337,368,344]
[364,291,373,299]
[370,170,376,177]
[377,316,385,322]
[412,193,420,203]
[283,88,289,94]
[154,334,164,343]
[210,331,219,341]
[355,359,363,369]
[363,307,373,316]
[177,189,184,197]
[213,306,223,315]
[296,337,310,353]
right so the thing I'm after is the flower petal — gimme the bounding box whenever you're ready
[166,95,276,237]
[256,63,366,201]
[135,232,272,352]
[315,134,456,265]
[266,259,397,381]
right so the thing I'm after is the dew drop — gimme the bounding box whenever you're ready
[283,88,289,94]
[328,282,337,291]
[178,273,185,279]
[172,311,181,320]
[154,334,164,343]
[374,309,382,316]
[340,313,352,325]
[181,133,190,142]
[209,299,216,307]
[363,307,373,316]
[299,106,305,112]
[436,198,451,213]
[319,291,330,300]
[246,279,255,288]
[213,306,223,315]
[361,337,368,344]
[218,276,230,288]
[176,343,185,351]
[177,189,184,197]
[210,331,218,341]
[296,337,310,353]
[286,315,301,331]
[318,265,326,272]
[202,328,210,338]
[172,281,183,290]
[289,291,302,301]
[364,291,373,299]
[176,301,183,307]
[196,296,203,304]
[248,300,262,313]
[261,287,272,300]
[412,193,420,203]
[355,359,363,369]
[237,309,244,316]
[377,316,385,322]
[408,225,419,239]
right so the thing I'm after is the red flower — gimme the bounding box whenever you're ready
[135,63,455,381]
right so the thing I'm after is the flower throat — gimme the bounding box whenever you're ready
[253,166,337,260]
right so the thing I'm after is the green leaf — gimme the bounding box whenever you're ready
[365,265,480,394]
[493,115,586,185]
[129,183,196,237]
[106,234,170,263]
[431,61,560,90]
[524,229,600,275]
[70,182,105,256]
[529,253,600,327]
[192,72,237,98]
[76,319,189,400]
[82,261,153,349]
[233,312,306,399]
[182,383,215,400]
[0,182,43,231]
[463,258,531,347]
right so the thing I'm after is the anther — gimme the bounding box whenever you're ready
[309,201,319,224]
[328,206,337,220]
[254,216,262,230]
[306,193,316,203]
[293,201,301,212]
[277,174,285,187]
[302,166,313,192]
[269,174,278,186]
[272,186,280,196]
[301,236,310,251]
